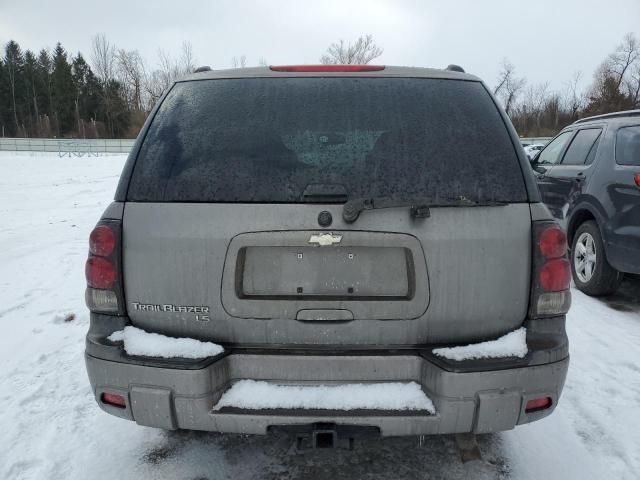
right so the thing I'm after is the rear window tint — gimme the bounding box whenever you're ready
[616,125,640,166]
[127,78,527,203]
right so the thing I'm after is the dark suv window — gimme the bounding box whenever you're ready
[537,131,572,165]
[561,128,602,165]
[128,78,527,203]
[616,125,640,166]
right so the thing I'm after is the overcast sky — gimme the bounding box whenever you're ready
[1,0,639,92]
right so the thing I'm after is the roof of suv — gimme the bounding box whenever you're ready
[573,109,640,126]
[180,65,482,83]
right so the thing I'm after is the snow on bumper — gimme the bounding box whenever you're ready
[84,350,569,436]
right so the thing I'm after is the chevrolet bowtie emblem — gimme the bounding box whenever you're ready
[308,233,343,246]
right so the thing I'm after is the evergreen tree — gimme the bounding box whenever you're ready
[23,50,43,136]
[72,53,101,137]
[3,41,26,135]
[51,43,75,136]
[0,57,9,136]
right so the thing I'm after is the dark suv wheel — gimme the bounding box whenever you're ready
[571,220,623,296]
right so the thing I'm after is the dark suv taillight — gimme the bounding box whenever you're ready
[85,220,125,314]
[529,222,571,317]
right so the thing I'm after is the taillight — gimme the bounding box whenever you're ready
[269,64,385,72]
[537,227,567,258]
[539,258,571,292]
[89,225,115,256]
[530,222,571,317]
[634,173,640,187]
[85,220,125,314]
[86,256,116,289]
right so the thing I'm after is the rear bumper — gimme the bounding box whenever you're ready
[85,346,569,436]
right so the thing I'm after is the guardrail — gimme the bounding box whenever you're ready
[0,136,554,154]
[0,137,135,154]
[519,137,552,145]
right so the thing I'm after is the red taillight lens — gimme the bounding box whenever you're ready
[634,173,640,187]
[539,258,571,292]
[530,222,571,317]
[269,64,385,72]
[538,226,567,258]
[101,392,126,408]
[86,256,116,289]
[525,396,552,413]
[89,225,116,256]
[86,219,124,315]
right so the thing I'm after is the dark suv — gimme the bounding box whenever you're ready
[531,110,640,295]
[84,65,571,440]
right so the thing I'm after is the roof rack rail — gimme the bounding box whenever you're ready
[193,66,212,73]
[574,109,640,124]
[445,64,465,73]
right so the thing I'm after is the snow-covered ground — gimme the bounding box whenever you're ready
[1,151,639,480]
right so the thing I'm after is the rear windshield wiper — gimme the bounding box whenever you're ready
[342,195,508,223]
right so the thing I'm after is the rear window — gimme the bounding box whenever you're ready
[616,125,640,166]
[127,78,527,203]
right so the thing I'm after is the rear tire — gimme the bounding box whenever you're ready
[570,220,623,296]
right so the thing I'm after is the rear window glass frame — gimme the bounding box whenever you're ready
[125,77,529,204]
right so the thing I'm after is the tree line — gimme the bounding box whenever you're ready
[495,32,640,137]
[0,35,198,139]
[1,33,638,139]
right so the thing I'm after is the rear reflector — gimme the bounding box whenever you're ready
[269,64,385,72]
[85,256,116,289]
[539,258,571,292]
[525,396,552,413]
[100,392,126,408]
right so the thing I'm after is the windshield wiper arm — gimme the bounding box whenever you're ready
[342,195,508,223]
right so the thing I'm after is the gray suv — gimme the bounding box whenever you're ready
[84,65,570,441]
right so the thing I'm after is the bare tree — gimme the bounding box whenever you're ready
[525,82,550,133]
[628,63,640,107]
[91,34,118,136]
[231,55,247,68]
[116,49,146,111]
[144,43,197,106]
[320,35,383,64]
[493,58,526,115]
[91,34,116,84]
[179,41,196,73]
[608,32,639,91]
[562,71,585,121]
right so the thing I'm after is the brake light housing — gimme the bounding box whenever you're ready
[529,222,571,318]
[269,64,385,72]
[85,219,125,315]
